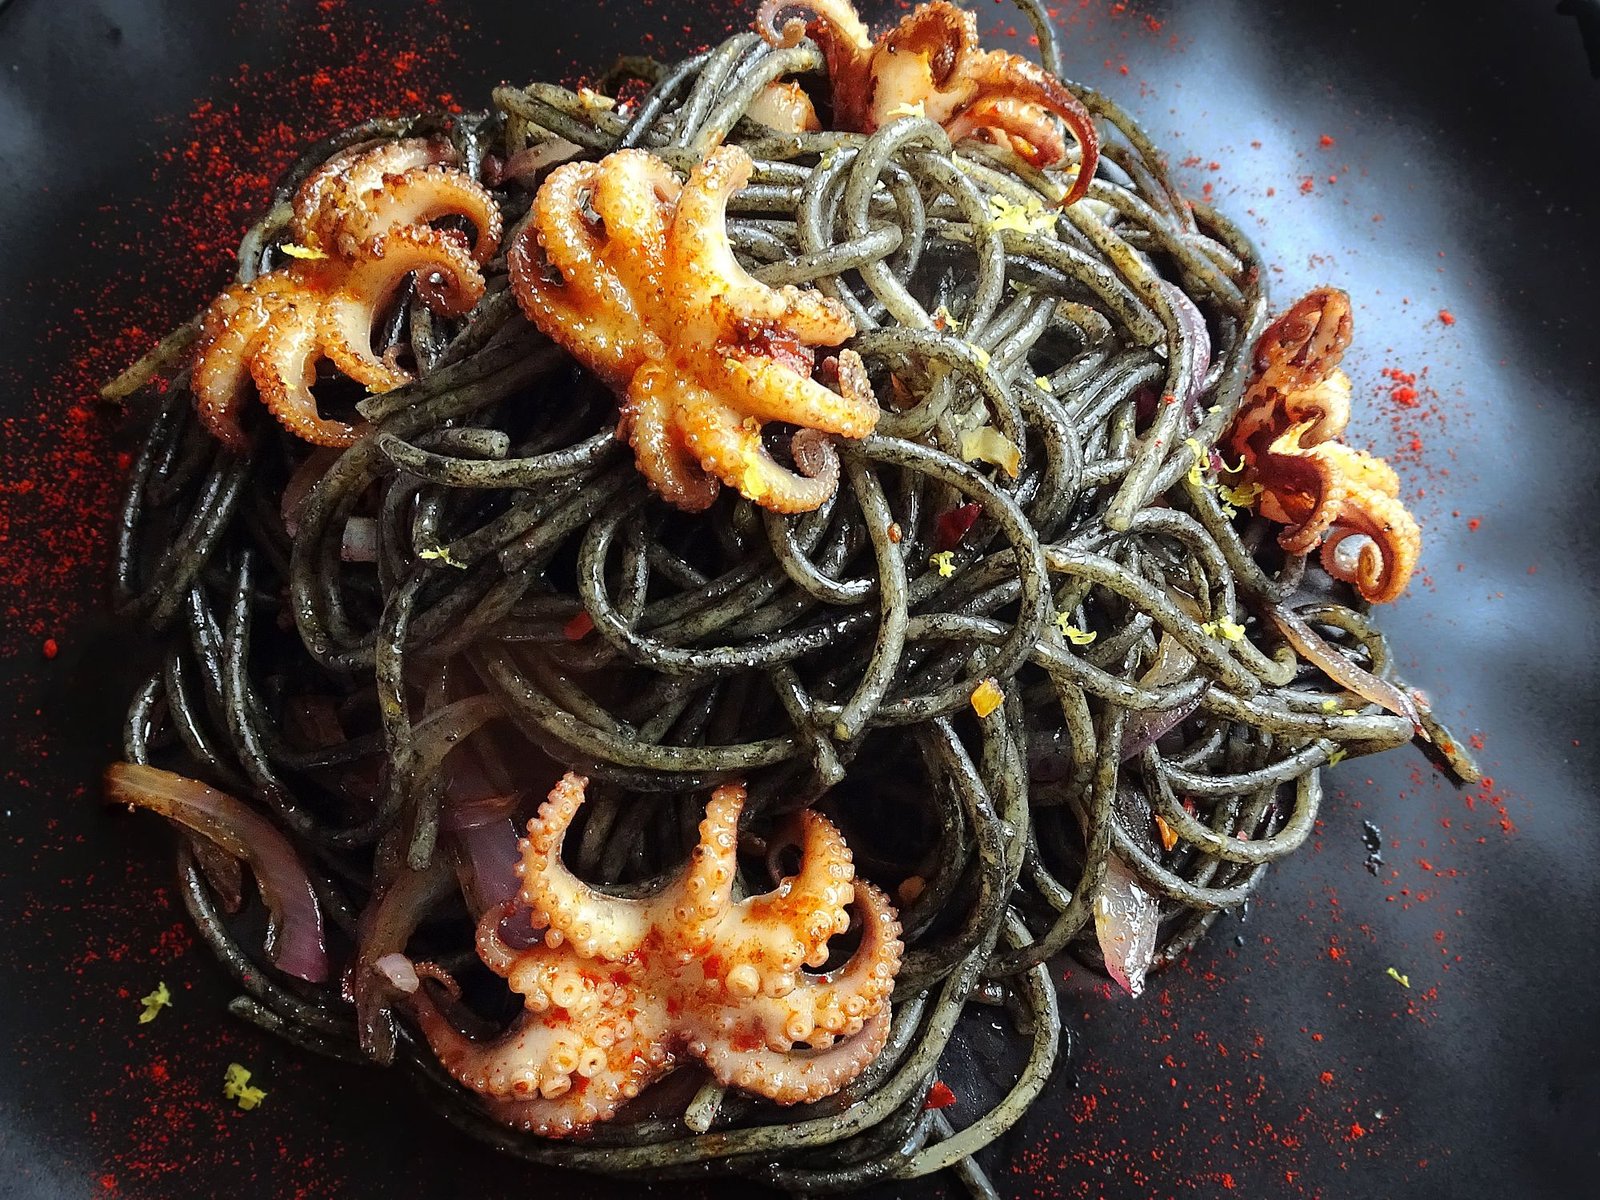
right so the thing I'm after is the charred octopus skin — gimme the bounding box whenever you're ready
[508,145,879,513]
[191,138,502,450]
[756,0,1100,202]
[405,773,904,1135]
[1223,287,1422,605]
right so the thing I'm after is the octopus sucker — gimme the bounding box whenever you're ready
[403,772,903,1133]
[508,145,879,512]
[189,140,502,448]
[1223,287,1422,605]
[756,0,1100,203]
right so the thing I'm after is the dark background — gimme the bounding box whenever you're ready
[2,1,1597,1197]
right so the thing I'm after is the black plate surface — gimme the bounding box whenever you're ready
[2,2,1597,1198]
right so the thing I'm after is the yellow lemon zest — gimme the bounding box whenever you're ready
[138,981,171,1024]
[418,545,467,570]
[986,193,1056,236]
[222,1063,267,1110]
[1054,612,1097,645]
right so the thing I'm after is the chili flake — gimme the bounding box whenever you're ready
[1154,814,1178,852]
[970,678,1004,718]
[936,503,982,550]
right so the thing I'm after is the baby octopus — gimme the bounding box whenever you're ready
[192,139,501,449]
[406,772,903,1134]
[509,145,879,512]
[756,0,1100,202]
[1222,287,1421,605]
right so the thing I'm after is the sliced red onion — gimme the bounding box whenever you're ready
[1119,694,1204,762]
[1157,279,1213,412]
[374,952,420,995]
[340,516,380,563]
[187,833,244,912]
[283,695,345,751]
[440,791,522,832]
[1093,853,1161,998]
[1263,603,1424,734]
[280,447,340,539]
[497,137,584,186]
[448,818,523,915]
[105,763,328,982]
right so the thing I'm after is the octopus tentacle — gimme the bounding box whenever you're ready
[190,137,502,449]
[699,1005,891,1106]
[623,365,722,511]
[681,398,840,514]
[475,901,528,976]
[737,809,855,974]
[318,226,485,393]
[590,150,682,302]
[757,1,1100,203]
[728,354,879,435]
[294,137,455,251]
[942,41,1100,202]
[773,880,902,1039]
[192,273,321,450]
[516,773,651,961]
[337,163,504,263]
[944,95,1067,168]
[669,782,746,953]
[1311,446,1419,606]
[251,297,361,449]
[410,978,671,1128]
[670,148,856,344]
[511,160,652,388]
[755,0,872,52]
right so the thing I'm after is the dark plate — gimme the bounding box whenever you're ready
[2,1,1597,1197]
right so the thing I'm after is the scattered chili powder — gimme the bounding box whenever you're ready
[924,1080,958,1110]
[563,611,595,641]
